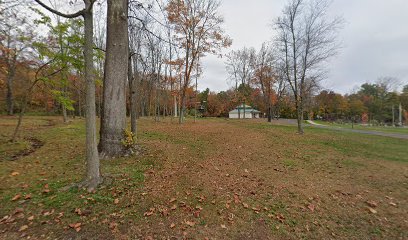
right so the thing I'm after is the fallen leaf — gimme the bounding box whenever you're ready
[242,202,249,208]
[169,198,177,203]
[12,194,21,201]
[185,220,195,227]
[11,171,20,176]
[18,225,28,232]
[114,199,119,204]
[69,222,82,228]
[24,194,32,200]
[366,201,378,208]
[75,208,82,216]
[368,207,377,214]
[144,208,155,216]
[389,202,397,207]
[160,208,169,216]
[307,204,315,212]
[170,204,177,210]
[170,223,176,228]
[109,222,118,230]
[276,214,285,222]
[252,207,260,212]
[27,216,34,221]
[221,224,227,229]
[233,194,240,204]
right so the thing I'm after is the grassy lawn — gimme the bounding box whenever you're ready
[313,120,408,135]
[0,116,407,239]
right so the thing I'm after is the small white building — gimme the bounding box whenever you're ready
[229,104,261,119]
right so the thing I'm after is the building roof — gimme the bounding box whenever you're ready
[229,104,261,114]
[235,104,253,109]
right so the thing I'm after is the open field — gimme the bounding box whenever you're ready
[1,116,407,239]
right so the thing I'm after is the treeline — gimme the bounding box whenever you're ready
[195,79,408,126]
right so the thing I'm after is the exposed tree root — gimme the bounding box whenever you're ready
[60,177,104,193]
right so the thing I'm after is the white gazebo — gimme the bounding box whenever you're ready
[229,104,261,119]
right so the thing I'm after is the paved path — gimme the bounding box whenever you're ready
[306,120,408,140]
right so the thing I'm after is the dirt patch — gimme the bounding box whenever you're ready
[10,137,44,161]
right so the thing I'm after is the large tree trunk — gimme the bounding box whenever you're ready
[82,1,101,191]
[99,0,129,158]
[179,88,186,124]
[296,96,304,134]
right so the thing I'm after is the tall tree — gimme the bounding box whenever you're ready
[274,0,342,134]
[252,43,276,122]
[225,47,255,118]
[0,7,35,115]
[166,0,231,123]
[34,0,101,191]
[98,0,129,158]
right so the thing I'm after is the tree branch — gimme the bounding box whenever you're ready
[33,0,95,18]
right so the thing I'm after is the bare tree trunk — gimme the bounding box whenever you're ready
[99,0,128,158]
[128,55,137,135]
[267,87,272,122]
[62,104,68,122]
[82,1,101,190]
[296,96,304,134]
[6,76,14,115]
[173,95,177,117]
[6,69,15,115]
[243,101,246,119]
[179,89,186,124]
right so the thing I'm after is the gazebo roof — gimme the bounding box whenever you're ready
[229,104,261,114]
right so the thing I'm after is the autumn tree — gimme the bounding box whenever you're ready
[252,43,276,122]
[274,0,343,134]
[34,0,101,191]
[0,6,36,115]
[166,0,231,124]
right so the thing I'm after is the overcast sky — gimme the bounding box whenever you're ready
[198,0,408,94]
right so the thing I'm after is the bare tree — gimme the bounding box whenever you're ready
[225,47,255,118]
[274,0,342,133]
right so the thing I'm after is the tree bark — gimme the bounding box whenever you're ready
[99,0,129,158]
[83,0,101,190]
[296,96,304,134]
[128,54,137,135]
